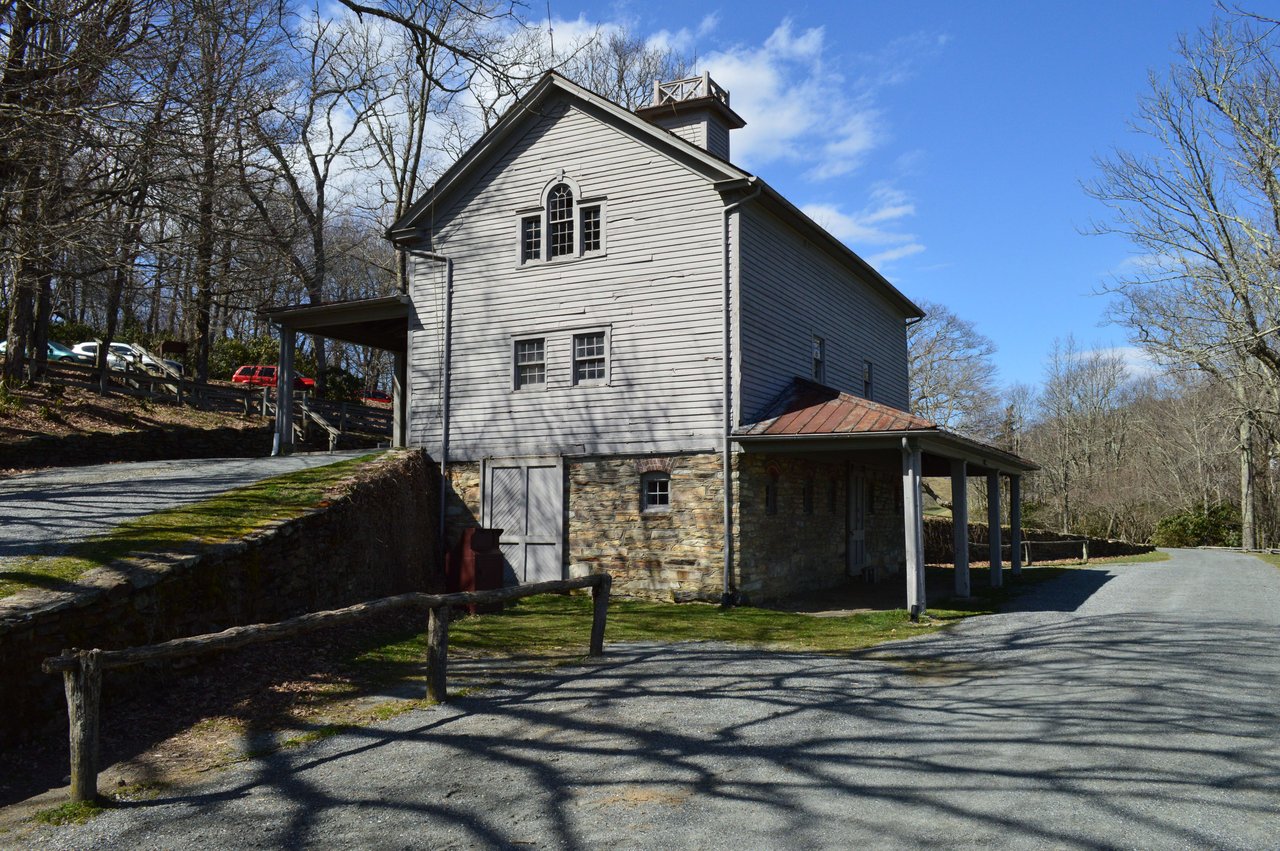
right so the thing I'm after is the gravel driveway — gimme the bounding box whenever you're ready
[0,450,374,565]
[24,548,1280,849]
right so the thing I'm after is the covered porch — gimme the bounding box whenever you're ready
[260,295,411,454]
[734,379,1038,616]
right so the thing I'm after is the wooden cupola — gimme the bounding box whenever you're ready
[634,72,747,161]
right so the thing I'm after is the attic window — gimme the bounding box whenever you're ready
[581,206,601,252]
[520,216,541,263]
[517,180,604,263]
[548,183,574,258]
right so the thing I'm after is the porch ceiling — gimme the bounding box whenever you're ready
[260,295,410,353]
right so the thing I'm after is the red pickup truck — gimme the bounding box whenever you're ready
[231,365,317,390]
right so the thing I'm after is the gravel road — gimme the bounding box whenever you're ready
[0,450,374,564]
[22,548,1280,849]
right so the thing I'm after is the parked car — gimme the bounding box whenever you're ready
[72,341,140,370]
[361,389,392,405]
[231,364,316,390]
[0,340,93,364]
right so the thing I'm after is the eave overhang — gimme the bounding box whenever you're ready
[260,295,410,353]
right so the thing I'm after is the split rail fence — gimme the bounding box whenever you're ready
[42,573,613,804]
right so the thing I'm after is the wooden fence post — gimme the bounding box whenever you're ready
[427,605,450,703]
[589,573,612,657]
[62,649,102,803]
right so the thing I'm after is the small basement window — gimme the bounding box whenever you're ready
[802,478,814,515]
[514,338,545,389]
[641,472,670,512]
[765,473,779,516]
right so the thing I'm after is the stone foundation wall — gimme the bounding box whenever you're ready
[0,449,440,747]
[734,454,904,602]
[568,453,724,601]
[443,461,482,550]
[861,461,907,577]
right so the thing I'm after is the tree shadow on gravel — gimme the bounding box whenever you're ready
[58,610,1280,850]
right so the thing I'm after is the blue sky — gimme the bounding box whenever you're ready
[545,0,1225,389]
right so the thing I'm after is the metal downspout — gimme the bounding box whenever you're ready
[721,177,761,607]
[413,250,454,558]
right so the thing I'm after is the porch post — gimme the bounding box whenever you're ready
[1010,474,1023,576]
[272,325,296,456]
[902,438,926,617]
[392,352,407,448]
[987,472,1002,587]
[951,459,970,597]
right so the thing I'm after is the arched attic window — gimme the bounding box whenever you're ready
[519,179,604,264]
[547,183,574,258]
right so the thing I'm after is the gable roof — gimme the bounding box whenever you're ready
[388,71,923,319]
[388,71,746,242]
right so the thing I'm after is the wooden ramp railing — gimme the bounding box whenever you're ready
[42,574,613,804]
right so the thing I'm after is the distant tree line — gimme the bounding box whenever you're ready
[0,0,688,393]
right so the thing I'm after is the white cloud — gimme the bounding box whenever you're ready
[801,184,923,267]
[868,243,926,265]
[703,20,943,180]
[1094,345,1162,378]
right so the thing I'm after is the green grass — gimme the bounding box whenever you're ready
[1255,552,1280,570]
[0,453,381,599]
[32,800,106,826]
[355,565,1098,679]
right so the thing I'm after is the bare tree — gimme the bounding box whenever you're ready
[1087,11,1280,546]
[907,300,1000,438]
[559,26,693,109]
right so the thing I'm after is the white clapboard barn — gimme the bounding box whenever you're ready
[265,72,1036,612]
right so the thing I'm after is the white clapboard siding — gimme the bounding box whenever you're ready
[737,205,912,423]
[408,96,727,460]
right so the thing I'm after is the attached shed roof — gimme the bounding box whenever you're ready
[736,379,1037,475]
[260,295,410,353]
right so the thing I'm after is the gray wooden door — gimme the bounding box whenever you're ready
[847,470,867,574]
[486,459,563,585]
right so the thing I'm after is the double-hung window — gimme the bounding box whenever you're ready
[573,331,607,384]
[514,338,546,389]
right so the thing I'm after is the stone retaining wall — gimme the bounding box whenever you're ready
[922,517,1154,564]
[0,449,439,747]
[0,423,275,472]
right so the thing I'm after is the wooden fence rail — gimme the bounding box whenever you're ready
[43,573,613,804]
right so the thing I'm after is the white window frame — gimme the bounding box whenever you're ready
[513,337,547,391]
[571,327,611,386]
[512,175,606,266]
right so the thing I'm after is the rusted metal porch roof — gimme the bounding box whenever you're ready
[735,378,1037,475]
